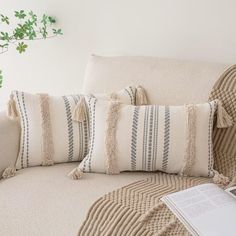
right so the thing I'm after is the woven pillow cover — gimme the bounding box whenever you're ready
[7,86,142,171]
[77,99,219,178]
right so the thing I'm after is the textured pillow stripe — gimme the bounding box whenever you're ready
[130,106,140,170]
[162,106,170,172]
[181,105,196,176]
[72,95,90,161]
[15,91,29,168]
[124,86,136,105]
[79,100,218,177]
[207,101,216,176]
[84,97,97,172]
[62,96,74,161]
[39,94,54,166]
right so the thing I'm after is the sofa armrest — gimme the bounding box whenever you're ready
[0,111,20,177]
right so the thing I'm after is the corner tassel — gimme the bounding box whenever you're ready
[72,96,86,122]
[213,170,230,185]
[136,86,148,105]
[68,167,83,180]
[2,167,16,179]
[217,100,234,128]
[42,159,54,166]
[7,93,18,119]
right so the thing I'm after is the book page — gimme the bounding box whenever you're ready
[162,183,236,236]
[225,186,236,199]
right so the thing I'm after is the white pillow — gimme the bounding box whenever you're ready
[9,86,141,170]
[78,99,218,177]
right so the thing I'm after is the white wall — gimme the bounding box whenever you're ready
[1,0,236,110]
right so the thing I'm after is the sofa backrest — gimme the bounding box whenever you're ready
[83,55,230,105]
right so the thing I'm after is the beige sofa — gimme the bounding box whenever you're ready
[0,56,230,236]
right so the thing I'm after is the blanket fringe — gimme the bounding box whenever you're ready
[136,86,148,105]
[213,170,230,185]
[68,167,83,180]
[72,96,87,122]
[217,100,234,128]
[7,93,19,119]
[2,166,16,179]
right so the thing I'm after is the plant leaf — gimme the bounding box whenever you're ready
[48,16,56,24]
[52,28,63,35]
[0,14,9,24]
[16,42,28,53]
[0,32,10,41]
[0,70,3,88]
[15,10,26,19]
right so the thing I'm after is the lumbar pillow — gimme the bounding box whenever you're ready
[71,98,233,179]
[3,86,147,178]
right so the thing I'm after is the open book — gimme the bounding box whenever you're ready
[161,183,236,236]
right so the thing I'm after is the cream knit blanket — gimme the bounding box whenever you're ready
[78,173,212,236]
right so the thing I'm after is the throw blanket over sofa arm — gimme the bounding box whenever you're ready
[0,111,20,177]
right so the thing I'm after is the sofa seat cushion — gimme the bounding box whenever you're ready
[0,163,152,236]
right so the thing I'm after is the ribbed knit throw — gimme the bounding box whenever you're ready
[78,173,211,236]
[209,64,236,180]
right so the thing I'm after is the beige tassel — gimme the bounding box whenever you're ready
[7,93,19,119]
[217,100,234,128]
[2,167,16,179]
[68,167,83,180]
[136,86,148,105]
[42,159,54,166]
[213,170,230,185]
[72,96,87,122]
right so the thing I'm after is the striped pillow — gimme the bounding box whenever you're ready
[78,99,218,177]
[10,86,140,170]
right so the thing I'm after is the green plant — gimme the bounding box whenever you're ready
[0,70,3,88]
[0,10,63,86]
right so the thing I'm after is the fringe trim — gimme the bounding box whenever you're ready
[72,96,87,122]
[136,86,148,105]
[180,104,196,176]
[68,167,83,180]
[105,101,121,175]
[7,93,19,119]
[213,170,230,185]
[139,202,165,224]
[39,94,55,166]
[2,167,16,179]
[216,100,234,128]
[157,216,177,236]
